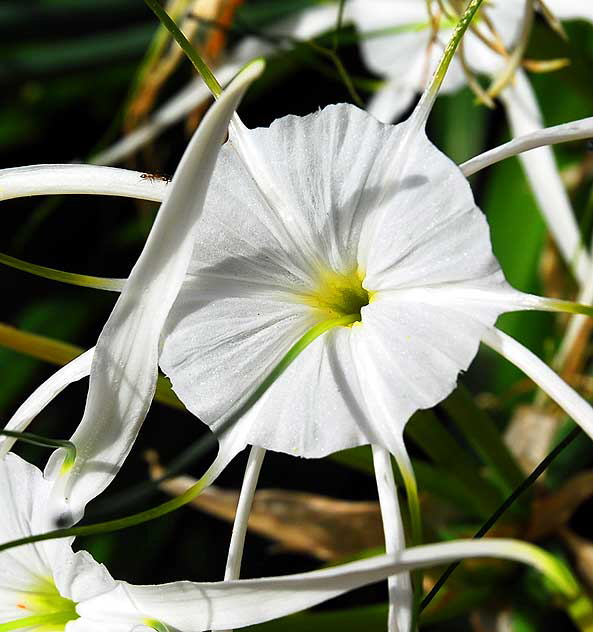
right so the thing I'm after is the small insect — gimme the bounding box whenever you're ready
[140,172,172,183]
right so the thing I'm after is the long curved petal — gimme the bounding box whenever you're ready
[44,60,266,526]
[77,539,576,631]
[481,327,593,440]
[0,165,168,202]
[372,445,412,632]
[0,349,93,458]
[499,70,590,285]
[460,116,593,176]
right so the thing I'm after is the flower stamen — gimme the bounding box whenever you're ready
[302,268,372,323]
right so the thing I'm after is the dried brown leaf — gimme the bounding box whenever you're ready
[146,451,384,560]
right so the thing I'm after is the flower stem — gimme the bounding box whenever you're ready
[143,0,222,98]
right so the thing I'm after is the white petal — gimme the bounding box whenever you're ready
[45,61,265,525]
[0,165,167,202]
[162,104,508,459]
[0,455,112,622]
[499,70,590,284]
[366,80,416,124]
[461,116,593,176]
[0,454,57,592]
[0,349,93,458]
[224,446,266,581]
[482,327,593,441]
[77,539,566,631]
[543,1,593,22]
[372,445,411,632]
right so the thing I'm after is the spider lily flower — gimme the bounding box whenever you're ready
[0,60,266,528]
[0,452,581,632]
[3,85,593,632]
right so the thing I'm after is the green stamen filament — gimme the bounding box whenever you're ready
[0,579,79,632]
[302,268,371,323]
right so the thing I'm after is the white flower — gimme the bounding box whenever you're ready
[0,452,579,632]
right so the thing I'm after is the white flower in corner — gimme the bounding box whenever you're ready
[0,453,580,632]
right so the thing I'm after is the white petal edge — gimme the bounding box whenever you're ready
[0,165,168,202]
[77,539,572,631]
[372,445,411,632]
[499,70,590,285]
[482,327,593,441]
[44,60,266,525]
[460,116,593,176]
[0,349,93,458]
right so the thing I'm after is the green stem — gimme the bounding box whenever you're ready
[0,430,76,468]
[0,251,123,292]
[143,0,222,98]
[0,315,357,553]
[411,0,486,128]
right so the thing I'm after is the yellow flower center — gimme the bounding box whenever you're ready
[301,267,372,324]
[1,577,79,632]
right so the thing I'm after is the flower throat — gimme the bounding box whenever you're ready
[302,268,371,323]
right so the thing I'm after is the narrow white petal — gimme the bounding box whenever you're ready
[461,116,593,176]
[78,539,567,631]
[482,327,593,441]
[91,62,243,166]
[499,71,590,284]
[219,446,266,632]
[372,445,411,632]
[0,349,93,458]
[224,446,265,581]
[45,61,265,525]
[0,165,167,202]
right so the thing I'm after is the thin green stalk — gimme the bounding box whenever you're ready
[420,426,581,611]
[0,251,123,292]
[411,0,486,129]
[0,430,76,468]
[0,315,357,553]
[144,0,222,98]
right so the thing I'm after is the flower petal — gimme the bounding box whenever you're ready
[45,60,265,525]
[499,70,590,284]
[460,116,593,176]
[482,327,593,441]
[0,349,93,458]
[0,165,167,202]
[77,539,572,631]
[372,445,411,632]
[543,1,593,22]
[366,79,416,124]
